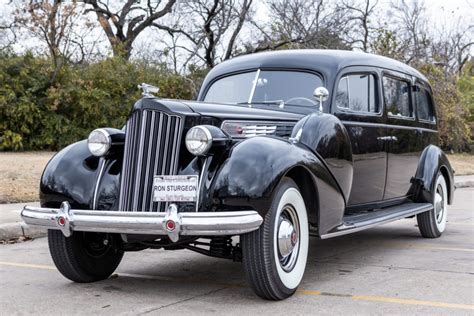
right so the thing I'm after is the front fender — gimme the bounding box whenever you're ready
[413,145,455,205]
[296,113,353,202]
[211,136,346,235]
[40,140,103,209]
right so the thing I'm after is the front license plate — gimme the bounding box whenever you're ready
[152,175,198,202]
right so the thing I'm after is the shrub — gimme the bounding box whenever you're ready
[0,53,195,150]
[418,63,471,152]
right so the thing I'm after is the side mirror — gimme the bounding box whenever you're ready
[313,87,329,112]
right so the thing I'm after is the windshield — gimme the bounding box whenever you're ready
[204,70,323,107]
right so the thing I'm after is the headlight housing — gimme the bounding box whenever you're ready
[185,126,213,156]
[88,129,111,157]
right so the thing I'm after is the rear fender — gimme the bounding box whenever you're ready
[412,145,455,205]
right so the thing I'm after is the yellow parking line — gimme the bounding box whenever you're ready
[0,261,56,270]
[412,246,474,252]
[384,243,474,252]
[352,295,474,310]
[1,261,473,311]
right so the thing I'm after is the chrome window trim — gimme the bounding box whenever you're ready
[247,69,261,106]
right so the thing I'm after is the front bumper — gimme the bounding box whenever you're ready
[21,201,263,242]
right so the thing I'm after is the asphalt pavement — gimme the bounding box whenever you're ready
[0,188,473,315]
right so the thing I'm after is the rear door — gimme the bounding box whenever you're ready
[382,72,420,200]
[414,80,438,149]
[333,66,387,206]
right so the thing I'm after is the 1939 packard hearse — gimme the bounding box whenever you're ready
[22,50,454,300]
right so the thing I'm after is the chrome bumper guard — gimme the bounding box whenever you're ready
[21,202,263,242]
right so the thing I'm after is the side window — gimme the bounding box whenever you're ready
[383,76,412,118]
[336,74,377,113]
[415,86,435,122]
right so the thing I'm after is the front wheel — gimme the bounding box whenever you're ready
[417,172,448,238]
[48,230,124,282]
[241,178,309,300]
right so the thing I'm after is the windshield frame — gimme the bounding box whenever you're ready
[201,68,325,107]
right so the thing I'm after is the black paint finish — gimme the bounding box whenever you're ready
[210,136,345,235]
[295,113,353,202]
[38,49,454,239]
[40,140,100,209]
[413,145,454,205]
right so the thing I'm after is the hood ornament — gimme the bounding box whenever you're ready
[138,83,160,98]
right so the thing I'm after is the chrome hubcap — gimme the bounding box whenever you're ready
[435,184,445,224]
[278,219,296,258]
[277,205,300,272]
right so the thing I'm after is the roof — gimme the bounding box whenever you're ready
[198,49,428,100]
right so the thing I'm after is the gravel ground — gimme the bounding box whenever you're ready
[0,151,472,204]
[0,152,55,203]
[447,153,474,176]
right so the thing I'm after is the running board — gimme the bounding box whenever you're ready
[320,202,433,239]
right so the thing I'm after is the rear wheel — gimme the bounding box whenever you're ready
[48,230,124,282]
[241,178,309,300]
[417,172,448,238]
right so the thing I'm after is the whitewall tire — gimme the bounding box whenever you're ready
[241,178,309,300]
[417,172,448,238]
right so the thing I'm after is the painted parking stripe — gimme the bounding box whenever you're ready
[1,261,473,311]
[0,261,56,270]
[385,243,474,252]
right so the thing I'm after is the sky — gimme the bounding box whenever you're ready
[1,0,472,66]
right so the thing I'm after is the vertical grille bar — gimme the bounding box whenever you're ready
[119,109,183,212]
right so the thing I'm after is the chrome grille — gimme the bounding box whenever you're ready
[242,124,295,138]
[119,110,183,212]
[222,121,295,138]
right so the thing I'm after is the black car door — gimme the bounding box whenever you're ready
[382,71,420,200]
[333,66,387,206]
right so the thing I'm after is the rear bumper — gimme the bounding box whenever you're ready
[21,201,263,242]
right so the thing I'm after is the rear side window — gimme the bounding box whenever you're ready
[336,74,377,113]
[415,86,435,122]
[383,76,412,118]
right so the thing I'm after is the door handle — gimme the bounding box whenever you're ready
[377,136,398,141]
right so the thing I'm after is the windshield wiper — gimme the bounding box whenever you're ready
[238,100,285,108]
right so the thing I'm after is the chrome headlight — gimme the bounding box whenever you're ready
[87,129,111,157]
[185,126,213,156]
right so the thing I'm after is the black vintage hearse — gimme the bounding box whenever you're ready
[22,50,454,300]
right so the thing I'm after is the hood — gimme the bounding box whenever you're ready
[135,98,314,123]
[178,100,310,121]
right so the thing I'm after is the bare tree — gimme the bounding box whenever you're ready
[13,1,97,68]
[83,0,177,60]
[0,16,16,52]
[153,0,254,70]
[430,22,473,75]
[389,0,429,64]
[252,0,351,53]
[343,0,378,52]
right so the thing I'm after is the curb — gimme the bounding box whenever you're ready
[455,180,474,189]
[1,179,473,242]
[0,222,47,242]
